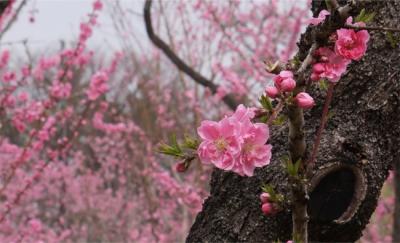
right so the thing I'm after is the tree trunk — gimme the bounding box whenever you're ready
[187,1,400,242]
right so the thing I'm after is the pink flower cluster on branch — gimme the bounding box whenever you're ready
[197,105,272,176]
[311,16,370,83]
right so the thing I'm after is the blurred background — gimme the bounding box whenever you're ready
[0,0,394,242]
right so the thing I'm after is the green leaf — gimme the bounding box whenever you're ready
[318,79,328,91]
[157,134,186,157]
[259,95,273,111]
[283,156,302,177]
[386,32,398,48]
[355,8,366,23]
[272,115,287,126]
[182,134,199,150]
[291,55,301,68]
[157,142,183,157]
[170,134,182,153]
[293,158,302,176]
[363,12,375,23]
[355,8,375,23]
[261,184,284,203]
[259,115,269,123]
[327,110,335,120]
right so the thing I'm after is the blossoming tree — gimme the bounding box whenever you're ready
[152,0,400,242]
[0,0,398,242]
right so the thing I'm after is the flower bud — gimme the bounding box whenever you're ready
[312,63,325,73]
[273,70,293,90]
[280,78,296,92]
[265,86,279,99]
[310,73,320,82]
[260,192,271,204]
[261,202,273,215]
[295,92,315,109]
[175,162,187,173]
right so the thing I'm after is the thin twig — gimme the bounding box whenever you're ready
[345,24,400,33]
[308,82,335,169]
[267,101,285,126]
[297,43,318,75]
[0,0,27,40]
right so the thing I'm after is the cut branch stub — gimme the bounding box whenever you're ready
[308,162,367,224]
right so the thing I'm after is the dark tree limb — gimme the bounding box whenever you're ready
[143,0,238,110]
[187,1,400,242]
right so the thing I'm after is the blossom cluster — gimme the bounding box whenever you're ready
[311,16,370,82]
[197,105,272,177]
[265,71,315,109]
[264,13,370,112]
[260,192,279,215]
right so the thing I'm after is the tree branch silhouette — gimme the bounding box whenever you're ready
[143,0,238,110]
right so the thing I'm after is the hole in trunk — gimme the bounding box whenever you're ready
[308,163,366,224]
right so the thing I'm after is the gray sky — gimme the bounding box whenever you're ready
[1,0,147,56]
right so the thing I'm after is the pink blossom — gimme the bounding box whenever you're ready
[346,16,366,27]
[273,70,293,90]
[0,49,9,68]
[261,202,273,215]
[335,28,370,60]
[260,192,270,203]
[235,120,272,176]
[231,104,255,122]
[93,0,103,11]
[50,81,72,99]
[280,77,296,92]
[265,86,279,98]
[197,118,240,170]
[79,23,93,43]
[311,47,350,82]
[197,104,272,177]
[295,92,315,109]
[29,219,42,232]
[309,10,330,25]
[2,71,15,83]
[87,71,109,100]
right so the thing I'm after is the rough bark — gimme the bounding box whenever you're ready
[187,1,400,242]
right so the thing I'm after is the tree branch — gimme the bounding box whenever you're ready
[307,83,335,171]
[345,24,400,32]
[143,0,238,110]
[0,0,27,41]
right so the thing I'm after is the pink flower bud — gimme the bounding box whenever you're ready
[280,78,296,92]
[273,70,293,90]
[262,202,273,215]
[175,162,187,173]
[313,63,325,73]
[265,86,279,98]
[260,192,271,203]
[295,92,315,109]
[310,73,320,81]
